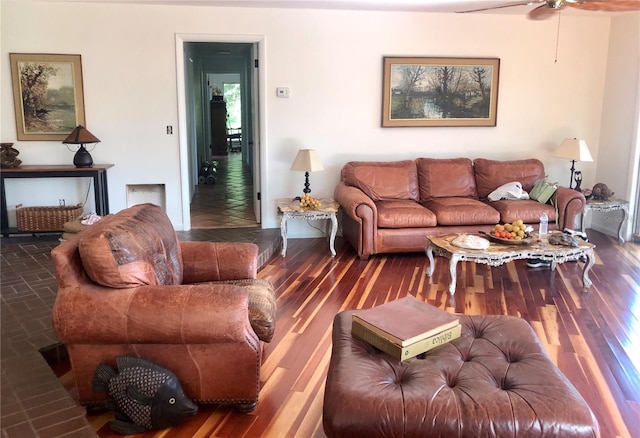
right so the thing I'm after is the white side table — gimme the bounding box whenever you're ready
[277,198,340,257]
[580,197,629,244]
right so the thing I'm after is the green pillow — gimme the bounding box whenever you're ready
[529,178,558,204]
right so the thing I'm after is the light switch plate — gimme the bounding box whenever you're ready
[276,87,290,98]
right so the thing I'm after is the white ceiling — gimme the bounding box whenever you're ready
[30,0,639,16]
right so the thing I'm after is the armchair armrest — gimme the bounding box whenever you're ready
[181,241,258,283]
[552,186,586,230]
[53,282,257,345]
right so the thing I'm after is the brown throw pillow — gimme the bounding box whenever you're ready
[78,204,183,288]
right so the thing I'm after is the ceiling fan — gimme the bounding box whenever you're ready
[457,0,640,20]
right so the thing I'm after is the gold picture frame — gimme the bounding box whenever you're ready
[10,53,86,140]
[382,56,500,127]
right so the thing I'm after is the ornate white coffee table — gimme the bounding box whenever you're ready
[426,232,596,295]
[277,198,339,257]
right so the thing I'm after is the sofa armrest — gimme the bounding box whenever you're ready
[334,182,377,226]
[181,241,258,283]
[53,282,257,345]
[334,181,378,259]
[552,186,586,230]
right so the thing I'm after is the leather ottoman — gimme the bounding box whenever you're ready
[323,310,600,438]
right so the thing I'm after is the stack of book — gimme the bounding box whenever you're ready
[351,296,461,361]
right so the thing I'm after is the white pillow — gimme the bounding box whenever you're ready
[487,181,530,201]
[451,234,490,250]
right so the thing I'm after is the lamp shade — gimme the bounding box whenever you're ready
[62,125,101,145]
[553,138,593,162]
[290,149,324,172]
[62,125,100,168]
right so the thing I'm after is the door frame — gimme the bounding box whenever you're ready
[175,33,266,230]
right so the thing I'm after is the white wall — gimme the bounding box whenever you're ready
[590,13,640,238]
[1,1,637,238]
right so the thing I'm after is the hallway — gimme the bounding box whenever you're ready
[190,151,257,229]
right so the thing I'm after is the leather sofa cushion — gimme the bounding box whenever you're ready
[376,200,437,228]
[474,158,545,200]
[488,199,556,224]
[208,279,276,343]
[78,203,183,288]
[341,160,418,201]
[422,198,500,225]
[416,158,478,201]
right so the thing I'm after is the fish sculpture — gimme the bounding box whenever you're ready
[92,356,198,435]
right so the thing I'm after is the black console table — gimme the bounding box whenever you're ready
[1,164,113,236]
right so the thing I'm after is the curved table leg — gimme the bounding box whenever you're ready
[582,248,595,288]
[426,244,435,276]
[580,208,587,236]
[448,255,460,295]
[329,213,337,257]
[280,214,288,257]
[618,206,629,244]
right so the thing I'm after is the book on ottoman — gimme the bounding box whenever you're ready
[351,296,461,361]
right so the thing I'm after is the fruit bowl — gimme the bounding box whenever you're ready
[481,231,533,245]
[483,220,534,245]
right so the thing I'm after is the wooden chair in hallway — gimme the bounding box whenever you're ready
[227,127,241,152]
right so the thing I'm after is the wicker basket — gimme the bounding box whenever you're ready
[16,204,84,232]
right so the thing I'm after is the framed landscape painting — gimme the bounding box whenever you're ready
[382,56,500,127]
[10,53,86,140]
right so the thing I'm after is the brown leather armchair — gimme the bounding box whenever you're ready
[51,203,275,413]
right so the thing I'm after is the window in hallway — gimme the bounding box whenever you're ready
[224,83,241,129]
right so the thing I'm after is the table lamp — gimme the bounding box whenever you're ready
[553,138,593,190]
[62,125,101,168]
[290,149,324,195]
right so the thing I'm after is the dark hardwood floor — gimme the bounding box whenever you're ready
[63,231,639,438]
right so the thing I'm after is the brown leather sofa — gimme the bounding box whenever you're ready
[51,203,276,412]
[334,158,586,259]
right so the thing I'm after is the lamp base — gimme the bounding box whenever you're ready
[73,145,93,168]
[567,159,576,190]
[302,171,311,194]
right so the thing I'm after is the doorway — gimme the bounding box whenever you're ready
[175,35,265,231]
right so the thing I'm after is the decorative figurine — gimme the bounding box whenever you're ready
[1,143,22,168]
[92,356,198,435]
[573,171,583,192]
[591,183,614,200]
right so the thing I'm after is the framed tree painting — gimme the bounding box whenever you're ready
[382,56,500,127]
[10,53,86,140]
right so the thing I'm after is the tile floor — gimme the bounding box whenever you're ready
[190,151,258,229]
[0,153,281,437]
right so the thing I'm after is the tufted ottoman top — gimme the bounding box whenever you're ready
[323,310,599,438]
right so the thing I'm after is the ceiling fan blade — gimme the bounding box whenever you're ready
[569,0,640,11]
[457,0,544,13]
[528,3,563,18]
